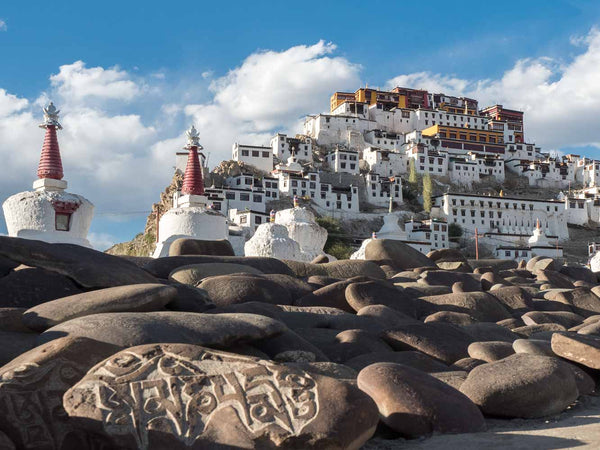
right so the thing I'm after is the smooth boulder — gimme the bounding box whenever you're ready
[63,344,379,449]
[357,363,485,437]
[459,354,579,418]
[23,283,176,332]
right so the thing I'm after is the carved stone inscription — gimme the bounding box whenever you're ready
[68,346,319,449]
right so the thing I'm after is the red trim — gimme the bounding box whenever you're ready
[37,125,64,180]
[181,145,205,195]
[51,200,80,214]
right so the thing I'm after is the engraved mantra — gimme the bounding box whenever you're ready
[80,350,319,448]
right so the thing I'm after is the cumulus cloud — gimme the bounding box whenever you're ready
[0,20,6,31]
[185,41,361,161]
[50,61,142,104]
[386,28,600,151]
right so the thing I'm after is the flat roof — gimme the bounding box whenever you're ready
[434,192,564,204]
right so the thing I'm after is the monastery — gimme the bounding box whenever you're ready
[10,83,600,261]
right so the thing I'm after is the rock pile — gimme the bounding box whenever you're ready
[1,235,600,449]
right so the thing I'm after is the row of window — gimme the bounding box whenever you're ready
[450,198,559,212]
[240,150,271,158]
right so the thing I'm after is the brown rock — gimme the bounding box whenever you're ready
[0,331,38,366]
[450,357,486,372]
[536,270,574,289]
[39,312,287,349]
[551,332,600,369]
[418,292,512,322]
[512,339,555,357]
[0,236,158,289]
[357,363,485,437]
[344,350,452,373]
[168,238,235,256]
[383,322,474,364]
[547,288,600,317]
[468,341,515,362]
[0,308,31,332]
[0,267,83,308]
[168,263,264,285]
[345,280,416,316]
[356,305,420,329]
[22,283,176,332]
[423,311,477,326]
[0,336,120,450]
[295,277,365,312]
[521,311,584,329]
[364,239,436,271]
[64,344,379,449]
[197,274,293,306]
[460,354,578,418]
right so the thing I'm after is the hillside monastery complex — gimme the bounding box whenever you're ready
[6,85,600,262]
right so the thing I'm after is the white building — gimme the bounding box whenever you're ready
[232,143,273,173]
[324,147,360,174]
[364,173,403,207]
[431,192,569,242]
[270,133,313,163]
[274,153,360,213]
[364,130,403,150]
[448,157,479,187]
[228,208,270,233]
[404,135,448,176]
[154,126,227,257]
[3,102,95,248]
[362,147,407,177]
[405,218,449,250]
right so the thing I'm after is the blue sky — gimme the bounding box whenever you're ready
[2,0,600,249]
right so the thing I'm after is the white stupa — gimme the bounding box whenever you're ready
[351,197,405,259]
[275,197,328,262]
[245,211,302,260]
[153,126,227,257]
[2,102,94,247]
[528,218,551,247]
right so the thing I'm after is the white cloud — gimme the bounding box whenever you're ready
[185,41,361,162]
[88,232,118,251]
[50,61,142,104]
[386,28,600,151]
[0,20,6,31]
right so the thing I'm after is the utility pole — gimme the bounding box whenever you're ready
[475,227,479,260]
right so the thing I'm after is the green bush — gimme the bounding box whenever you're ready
[317,216,354,259]
[448,223,463,239]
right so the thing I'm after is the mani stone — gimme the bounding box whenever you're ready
[197,274,293,306]
[551,332,600,369]
[168,263,264,285]
[0,336,121,450]
[357,363,485,438]
[363,239,436,271]
[383,322,474,365]
[345,280,416,316]
[467,341,515,362]
[0,266,83,309]
[38,312,286,349]
[417,292,512,322]
[459,354,578,418]
[63,344,379,449]
[0,236,158,289]
[22,283,176,332]
[168,238,235,256]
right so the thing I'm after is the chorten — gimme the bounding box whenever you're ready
[376,196,408,240]
[2,102,94,247]
[528,218,550,247]
[153,125,227,257]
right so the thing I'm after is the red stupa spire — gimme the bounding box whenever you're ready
[37,102,64,180]
[180,125,205,196]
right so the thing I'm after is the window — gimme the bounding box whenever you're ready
[241,150,249,156]
[240,193,250,201]
[252,151,259,157]
[55,213,71,231]
[240,215,247,224]
[253,195,262,202]
[255,216,262,224]
[225,192,235,200]
[262,151,269,158]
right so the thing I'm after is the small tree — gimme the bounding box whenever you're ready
[422,172,432,213]
[408,158,418,185]
[448,223,463,243]
[316,216,354,259]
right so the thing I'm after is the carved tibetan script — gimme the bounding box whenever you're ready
[72,347,319,449]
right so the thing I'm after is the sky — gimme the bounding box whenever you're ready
[2,0,600,250]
